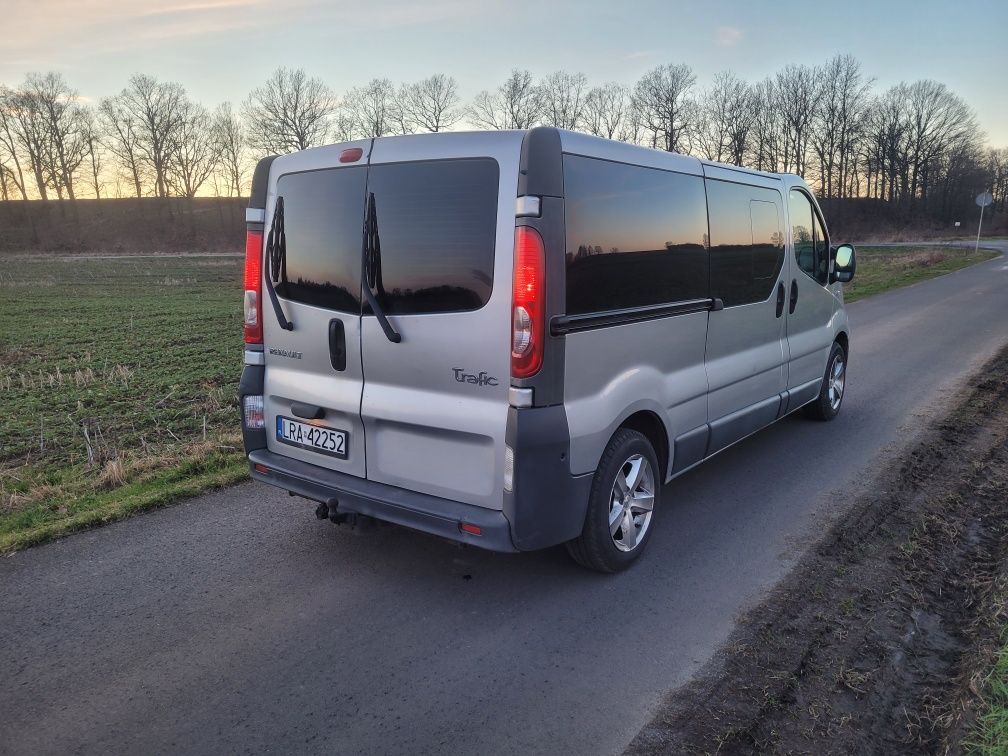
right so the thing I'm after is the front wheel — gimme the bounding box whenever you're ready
[804,341,847,421]
[566,428,660,573]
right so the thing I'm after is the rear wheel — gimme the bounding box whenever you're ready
[804,341,847,421]
[566,429,660,573]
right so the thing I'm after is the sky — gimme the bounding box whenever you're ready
[2,0,1007,147]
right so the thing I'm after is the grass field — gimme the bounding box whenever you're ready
[843,244,999,302]
[0,255,247,553]
[0,242,1000,553]
[971,641,1008,754]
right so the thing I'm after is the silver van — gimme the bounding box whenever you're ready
[239,128,856,572]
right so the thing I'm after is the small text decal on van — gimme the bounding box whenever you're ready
[452,368,498,387]
[269,347,303,360]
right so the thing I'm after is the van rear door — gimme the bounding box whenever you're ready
[261,143,370,479]
[360,133,522,511]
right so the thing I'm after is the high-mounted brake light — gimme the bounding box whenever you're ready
[511,227,545,379]
[244,229,264,344]
[339,147,363,163]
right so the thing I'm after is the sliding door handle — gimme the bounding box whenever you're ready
[775,282,785,318]
[789,279,798,315]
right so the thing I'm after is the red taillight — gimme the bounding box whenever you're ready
[511,226,545,379]
[244,229,263,344]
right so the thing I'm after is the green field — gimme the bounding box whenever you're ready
[843,244,999,302]
[0,255,247,552]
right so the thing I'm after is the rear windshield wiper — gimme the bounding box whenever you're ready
[265,195,293,331]
[362,192,401,343]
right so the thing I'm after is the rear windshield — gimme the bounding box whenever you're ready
[275,166,366,313]
[367,158,499,315]
[273,158,499,316]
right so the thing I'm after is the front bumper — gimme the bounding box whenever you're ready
[248,449,518,552]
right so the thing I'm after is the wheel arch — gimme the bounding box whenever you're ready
[617,410,670,482]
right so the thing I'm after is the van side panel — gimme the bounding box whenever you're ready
[564,315,709,477]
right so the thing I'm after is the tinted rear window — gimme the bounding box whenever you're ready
[563,154,709,315]
[275,166,366,313]
[367,158,499,315]
[273,159,499,316]
[705,179,785,307]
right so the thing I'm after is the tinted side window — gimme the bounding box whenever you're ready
[275,166,367,313]
[789,189,828,285]
[706,180,785,307]
[563,154,709,315]
[367,158,499,315]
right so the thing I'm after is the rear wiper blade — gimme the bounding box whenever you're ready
[362,192,401,343]
[264,195,293,331]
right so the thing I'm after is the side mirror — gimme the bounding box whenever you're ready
[831,243,856,284]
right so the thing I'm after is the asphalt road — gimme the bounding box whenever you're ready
[3,243,1008,755]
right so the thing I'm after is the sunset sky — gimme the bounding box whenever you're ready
[3,0,1006,147]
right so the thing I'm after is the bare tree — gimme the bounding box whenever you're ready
[398,74,461,132]
[0,86,28,199]
[811,54,872,198]
[81,108,104,199]
[212,102,246,197]
[774,64,821,176]
[468,69,543,129]
[166,99,217,198]
[98,95,145,198]
[696,71,755,165]
[5,82,51,198]
[244,67,335,154]
[342,78,398,137]
[632,62,697,152]
[583,82,628,140]
[23,72,87,200]
[539,71,589,130]
[108,74,186,197]
[904,80,977,208]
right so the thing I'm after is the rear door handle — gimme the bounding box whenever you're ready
[789,279,799,315]
[329,319,346,371]
[775,282,785,318]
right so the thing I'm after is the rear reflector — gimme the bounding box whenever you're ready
[244,229,264,344]
[511,227,546,379]
[254,463,270,474]
[339,147,364,163]
[459,522,483,536]
[243,394,265,429]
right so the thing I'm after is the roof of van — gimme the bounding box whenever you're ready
[283,127,801,187]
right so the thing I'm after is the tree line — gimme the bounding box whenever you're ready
[1,57,1005,222]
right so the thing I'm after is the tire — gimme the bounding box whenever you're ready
[803,341,847,421]
[566,428,661,573]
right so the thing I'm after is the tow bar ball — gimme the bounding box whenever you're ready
[315,500,350,524]
[313,499,375,526]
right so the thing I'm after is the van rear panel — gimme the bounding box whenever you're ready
[260,132,523,512]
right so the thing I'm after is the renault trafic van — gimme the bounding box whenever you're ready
[239,128,856,572]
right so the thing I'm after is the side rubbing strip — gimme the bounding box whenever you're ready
[551,299,715,335]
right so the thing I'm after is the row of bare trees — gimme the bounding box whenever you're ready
[1,60,1005,220]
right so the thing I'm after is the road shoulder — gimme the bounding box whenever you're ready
[626,345,1008,754]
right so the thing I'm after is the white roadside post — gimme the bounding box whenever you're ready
[975,191,993,254]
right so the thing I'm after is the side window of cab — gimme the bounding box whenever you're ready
[789,189,829,286]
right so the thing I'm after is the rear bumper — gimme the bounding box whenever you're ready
[247,449,519,553]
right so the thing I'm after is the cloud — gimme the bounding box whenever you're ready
[716,26,743,47]
[623,50,657,61]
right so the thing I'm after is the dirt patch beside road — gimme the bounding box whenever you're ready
[627,347,1008,755]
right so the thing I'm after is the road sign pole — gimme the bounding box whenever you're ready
[975,202,984,255]
[975,191,993,254]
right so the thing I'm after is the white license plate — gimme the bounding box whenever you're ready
[276,416,348,459]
